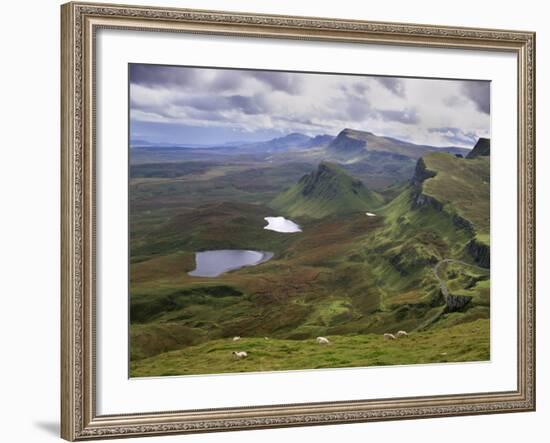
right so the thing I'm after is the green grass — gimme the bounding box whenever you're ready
[421,152,490,236]
[128,148,491,376]
[272,162,384,219]
[131,319,489,377]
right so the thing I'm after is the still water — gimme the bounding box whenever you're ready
[189,249,274,277]
[264,216,302,233]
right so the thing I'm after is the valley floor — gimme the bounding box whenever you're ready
[128,143,491,378]
[130,318,489,377]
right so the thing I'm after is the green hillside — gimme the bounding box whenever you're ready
[271,162,384,218]
[420,152,490,241]
[336,148,492,334]
[131,319,489,377]
[128,134,491,378]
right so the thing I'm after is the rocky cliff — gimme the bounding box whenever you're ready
[466,137,490,159]
[467,238,490,268]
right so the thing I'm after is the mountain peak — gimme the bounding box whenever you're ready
[272,162,383,218]
[299,162,350,194]
[340,128,374,137]
[466,138,490,159]
[272,133,311,143]
[327,129,371,157]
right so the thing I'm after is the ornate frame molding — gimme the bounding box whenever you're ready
[61,2,536,440]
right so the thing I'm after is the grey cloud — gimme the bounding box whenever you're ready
[375,77,406,97]
[130,65,247,92]
[209,71,245,91]
[428,127,479,145]
[249,71,303,94]
[346,99,372,122]
[352,82,370,95]
[339,81,370,96]
[174,95,267,114]
[377,108,420,124]
[130,64,199,88]
[443,95,466,107]
[135,93,270,121]
[131,65,305,95]
[226,95,268,115]
[278,115,326,129]
[130,64,491,146]
[460,81,490,114]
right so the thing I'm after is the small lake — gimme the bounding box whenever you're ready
[264,216,302,233]
[189,249,274,277]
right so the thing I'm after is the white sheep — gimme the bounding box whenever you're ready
[396,330,409,338]
[384,333,396,340]
[232,336,241,342]
[232,351,248,359]
[316,336,330,345]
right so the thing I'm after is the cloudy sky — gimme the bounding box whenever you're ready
[129,64,490,148]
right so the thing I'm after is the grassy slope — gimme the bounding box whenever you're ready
[272,162,383,218]
[131,319,489,377]
[128,151,490,377]
[129,211,386,360]
[346,153,491,331]
[421,152,490,241]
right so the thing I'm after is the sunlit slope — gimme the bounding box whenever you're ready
[419,152,490,238]
[131,319,489,377]
[128,141,491,375]
[272,162,384,218]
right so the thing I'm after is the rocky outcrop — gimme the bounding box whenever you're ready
[411,157,436,187]
[327,128,369,156]
[467,238,490,268]
[410,158,442,210]
[412,193,443,210]
[452,213,474,235]
[446,294,472,312]
[466,138,490,159]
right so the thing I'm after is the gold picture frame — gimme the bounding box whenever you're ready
[61,2,536,440]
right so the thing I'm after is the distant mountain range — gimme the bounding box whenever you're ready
[327,128,468,161]
[131,128,478,190]
[131,129,470,156]
[130,133,334,151]
[239,132,334,152]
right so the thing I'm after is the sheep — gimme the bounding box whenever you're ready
[316,336,330,345]
[232,351,248,359]
[395,330,409,338]
[232,336,241,342]
[383,333,396,340]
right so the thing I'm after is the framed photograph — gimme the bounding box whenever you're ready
[61,2,536,440]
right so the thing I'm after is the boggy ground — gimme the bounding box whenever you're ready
[129,148,490,377]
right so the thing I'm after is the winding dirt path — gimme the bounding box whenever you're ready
[432,258,489,301]
[415,259,489,332]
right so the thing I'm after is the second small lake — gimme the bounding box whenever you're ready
[188,249,274,277]
[264,216,302,233]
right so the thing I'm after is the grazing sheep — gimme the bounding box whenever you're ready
[383,333,396,340]
[316,336,330,345]
[264,337,269,340]
[396,330,409,338]
[232,351,248,359]
[232,336,241,342]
